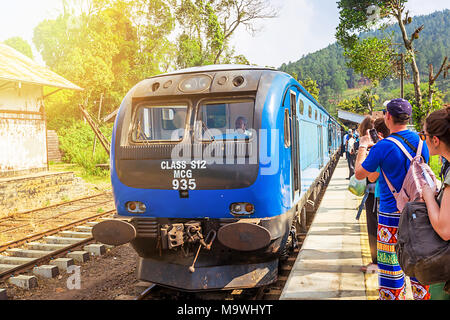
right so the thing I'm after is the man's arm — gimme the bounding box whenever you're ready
[355,132,375,180]
[368,171,379,183]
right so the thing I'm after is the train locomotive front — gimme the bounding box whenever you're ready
[93,65,333,291]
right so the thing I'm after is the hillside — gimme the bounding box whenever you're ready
[279,9,450,114]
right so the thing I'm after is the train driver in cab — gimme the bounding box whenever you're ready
[235,116,252,137]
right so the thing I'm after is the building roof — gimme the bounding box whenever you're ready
[0,44,83,91]
[337,109,366,125]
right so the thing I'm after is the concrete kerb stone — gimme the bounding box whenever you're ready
[0,289,7,300]
[9,275,38,290]
[83,244,106,256]
[67,251,90,263]
[33,265,59,279]
[50,258,74,271]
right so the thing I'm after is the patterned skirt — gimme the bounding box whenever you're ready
[377,211,430,300]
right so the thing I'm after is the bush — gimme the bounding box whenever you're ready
[58,120,113,176]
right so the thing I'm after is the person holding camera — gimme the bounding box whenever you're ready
[356,117,377,270]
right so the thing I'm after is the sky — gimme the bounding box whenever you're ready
[0,0,449,68]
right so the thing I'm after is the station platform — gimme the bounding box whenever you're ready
[280,158,414,300]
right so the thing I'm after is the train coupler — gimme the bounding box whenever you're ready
[189,230,217,273]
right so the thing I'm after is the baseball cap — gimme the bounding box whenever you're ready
[385,98,412,116]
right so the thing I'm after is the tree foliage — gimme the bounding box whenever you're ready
[343,37,395,82]
[281,9,449,118]
[335,0,440,113]
[172,0,278,68]
[3,37,34,59]
[299,78,320,103]
[33,0,178,119]
[337,85,379,114]
[32,0,278,125]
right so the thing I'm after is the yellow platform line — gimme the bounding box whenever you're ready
[358,209,378,300]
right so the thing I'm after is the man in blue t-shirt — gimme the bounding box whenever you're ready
[354,98,431,300]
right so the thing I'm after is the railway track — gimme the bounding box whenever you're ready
[0,193,114,252]
[0,193,116,283]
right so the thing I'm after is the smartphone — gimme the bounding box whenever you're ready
[369,128,379,143]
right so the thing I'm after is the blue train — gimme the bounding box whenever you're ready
[93,65,343,291]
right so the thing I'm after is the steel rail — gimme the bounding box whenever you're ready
[0,192,111,223]
[0,209,116,253]
[0,236,95,282]
[0,199,114,234]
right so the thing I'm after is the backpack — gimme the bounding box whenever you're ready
[381,136,437,212]
[395,201,450,285]
[396,166,450,285]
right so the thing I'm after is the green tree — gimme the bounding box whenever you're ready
[344,37,395,82]
[360,84,380,113]
[299,78,320,103]
[3,37,34,59]
[337,96,369,114]
[336,0,424,110]
[172,0,278,68]
[33,0,174,122]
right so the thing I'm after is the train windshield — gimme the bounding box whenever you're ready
[131,104,188,142]
[195,99,255,141]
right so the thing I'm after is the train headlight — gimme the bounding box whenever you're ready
[126,201,147,214]
[179,75,212,93]
[230,203,255,216]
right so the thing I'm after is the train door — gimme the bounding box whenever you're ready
[289,91,301,198]
[318,124,324,168]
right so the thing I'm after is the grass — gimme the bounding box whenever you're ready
[48,161,111,190]
[340,87,366,100]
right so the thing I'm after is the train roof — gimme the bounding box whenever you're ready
[145,64,342,126]
[149,64,276,78]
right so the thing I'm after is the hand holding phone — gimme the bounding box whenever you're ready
[369,128,379,143]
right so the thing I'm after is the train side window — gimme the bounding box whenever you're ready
[298,98,304,115]
[284,109,291,148]
[308,105,312,118]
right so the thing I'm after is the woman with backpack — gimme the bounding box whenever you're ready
[420,106,450,299]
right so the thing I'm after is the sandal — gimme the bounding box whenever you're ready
[360,263,378,274]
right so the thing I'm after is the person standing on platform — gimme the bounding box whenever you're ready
[361,117,391,272]
[343,129,352,159]
[356,116,377,270]
[420,107,450,300]
[354,98,431,300]
[346,133,356,179]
